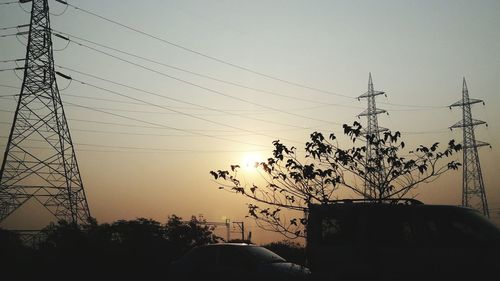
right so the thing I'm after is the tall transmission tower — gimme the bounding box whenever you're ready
[0,0,91,225]
[357,73,388,198]
[450,78,490,217]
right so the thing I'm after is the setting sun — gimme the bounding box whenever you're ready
[242,152,264,171]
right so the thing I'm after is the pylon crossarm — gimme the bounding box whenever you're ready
[450,119,486,129]
[450,98,484,108]
[358,108,387,117]
[462,141,490,149]
[358,90,385,99]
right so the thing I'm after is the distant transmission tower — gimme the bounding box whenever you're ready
[0,0,91,225]
[450,78,490,217]
[357,73,388,198]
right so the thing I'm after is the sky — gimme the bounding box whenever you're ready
[0,0,500,244]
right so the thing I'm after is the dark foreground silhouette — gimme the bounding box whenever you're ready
[0,215,306,281]
[169,243,310,281]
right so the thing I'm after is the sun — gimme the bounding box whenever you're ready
[242,152,263,171]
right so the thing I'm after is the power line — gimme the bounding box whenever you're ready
[0,84,20,89]
[63,100,275,148]
[64,92,156,106]
[0,33,22,38]
[4,3,456,111]
[58,65,326,130]
[52,30,362,109]
[63,1,355,100]
[63,92,323,113]
[53,30,444,110]
[0,58,25,63]
[82,83,310,145]
[382,101,445,109]
[58,2,460,110]
[0,118,321,135]
[0,100,452,137]
[69,128,279,138]
[60,76,332,113]
[0,24,29,31]
[70,104,286,118]
[64,75,307,145]
[0,67,20,72]
[0,135,268,154]
[0,94,17,98]
[400,130,450,135]
[68,77,312,142]
[0,105,452,138]
[56,40,342,126]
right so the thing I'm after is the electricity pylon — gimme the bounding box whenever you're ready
[0,0,91,225]
[450,78,490,217]
[357,73,388,198]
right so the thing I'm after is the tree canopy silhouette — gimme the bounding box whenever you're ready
[210,122,462,238]
[0,215,222,280]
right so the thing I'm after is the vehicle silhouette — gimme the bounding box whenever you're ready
[306,199,500,281]
[169,242,310,281]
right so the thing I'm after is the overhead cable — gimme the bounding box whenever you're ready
[64,100,272,148]
[62,1,354,99]
[52,29,362,109]
[58,40,343,126]
[57,65,324,130]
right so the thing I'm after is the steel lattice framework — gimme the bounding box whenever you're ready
[0,0,90,225]
[357,73,388,198]
[450,78,490,217]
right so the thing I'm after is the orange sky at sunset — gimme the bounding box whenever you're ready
[1,0,500,244]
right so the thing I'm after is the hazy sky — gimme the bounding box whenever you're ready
[1,0,500,243]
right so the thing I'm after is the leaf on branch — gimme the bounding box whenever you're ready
[232,187,245,194]
[262,163,271,174]
[448,161,462,170]
[210,171,218,179]
[418,164,428,173]
[230,176,240,186]
[272,208,281,217]
[267,158,276,165]
[218,170,229,180]
[431,142,439,152]
[231,165,240,172]
[248,204,258,218]
[384,132,390,142]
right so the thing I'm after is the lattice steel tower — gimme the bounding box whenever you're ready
[450,78,490,217]
[357,73,388,198]
[0,0,91,225]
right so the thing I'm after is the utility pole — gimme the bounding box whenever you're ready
[0,0,90,225]
[231,221,245,241]
[450,78,490,217]
[197,215,231,241]
[357,73,388,198]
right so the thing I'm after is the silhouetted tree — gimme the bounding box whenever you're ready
[261,240,306,266]
[211,122,462,238]
[20,215,221,279]
[0,228,34,279]
[165,215,222,258]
